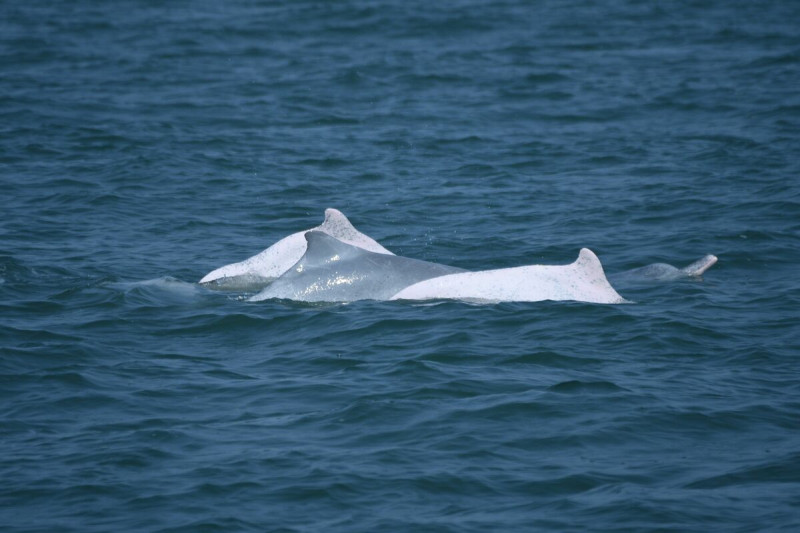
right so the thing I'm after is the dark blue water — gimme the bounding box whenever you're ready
[2,1,800,531]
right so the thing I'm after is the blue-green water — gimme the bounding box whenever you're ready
[2,1,800,531]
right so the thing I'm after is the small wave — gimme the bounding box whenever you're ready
[102,277,208,307]
[547,380,627,394]
[685,451,800,489]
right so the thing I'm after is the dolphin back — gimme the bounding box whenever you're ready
[250,231,464,302]
[391,248,628,304]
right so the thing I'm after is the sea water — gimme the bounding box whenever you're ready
[2,1,799,531]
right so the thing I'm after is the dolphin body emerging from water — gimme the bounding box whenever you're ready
[391,248,628,304]
[202,208,716,304]
[250,232,627,304]
[249,231,466,302]
[200,208,393,290]
[610,255,718,283]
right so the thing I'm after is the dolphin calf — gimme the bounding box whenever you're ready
[611,254,718,282]
[390,248,628,304]
[249,231,466,302]
[200,208,393,290]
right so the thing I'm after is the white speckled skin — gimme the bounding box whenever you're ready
[199,208,392,286]
[390,248,628,304]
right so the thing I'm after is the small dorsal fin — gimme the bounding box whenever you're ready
[320,208,358,238]
[574,248,606,282]
[300,230,365,266]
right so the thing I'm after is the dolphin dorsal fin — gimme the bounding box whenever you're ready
[320,208,359,239]
[574,248,606,282]
[300,230,365,266]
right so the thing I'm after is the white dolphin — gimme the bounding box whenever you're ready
[200,208,393,289]
[390,248,628,304]
[249,231,465,303]
[200,209,714,304]
[248,233,626,305]
[611,254,718,282]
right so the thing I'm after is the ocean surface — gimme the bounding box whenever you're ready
[2,1,799,531]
